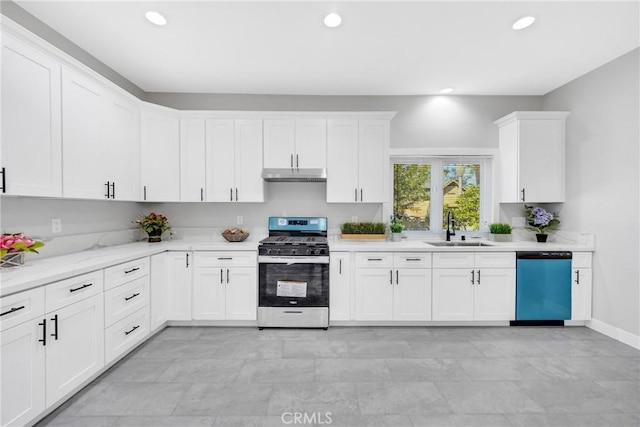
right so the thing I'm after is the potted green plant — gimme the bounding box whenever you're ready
[134,212,171,242]
[341,222,386,240]
[390,217,404,242]
[524,205,560,242]
[489,223,512,242]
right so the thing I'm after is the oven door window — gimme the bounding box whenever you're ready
[259,262,328,307]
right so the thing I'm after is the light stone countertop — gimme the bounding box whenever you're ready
[0,233,594,298]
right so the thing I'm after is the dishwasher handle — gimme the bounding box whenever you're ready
[516,251,572,260]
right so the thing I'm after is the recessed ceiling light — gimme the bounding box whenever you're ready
[324,13,342,28]
[512,16,535,30]
[145,11,167,26]
[440,87,454,94]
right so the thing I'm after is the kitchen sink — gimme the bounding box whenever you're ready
[426,241,495,247]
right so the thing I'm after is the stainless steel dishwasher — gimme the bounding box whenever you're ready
[512,251,572,326]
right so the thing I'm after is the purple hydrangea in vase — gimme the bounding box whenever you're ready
[524,205,560,242]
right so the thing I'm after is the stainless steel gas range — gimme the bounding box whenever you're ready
[257,217,329,329]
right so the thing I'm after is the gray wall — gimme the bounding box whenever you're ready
[147,93,542,149]
[543,49,640,338]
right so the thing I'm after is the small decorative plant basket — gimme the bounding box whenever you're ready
[222,228,250,242]
[340,222,387,240]
[0,252,25,268]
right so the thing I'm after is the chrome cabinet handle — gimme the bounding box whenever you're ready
[235,188,238,201]
[220,269,224,284]
[226,269,230,284]
[186,253,190,268]
[0,167,5,193]
[124,293,140,301]
[111,181,115,199]
[125,325,140,335]
[230,188,233,201]
[389,270,393,285]
[471,270,475,284]
[39,318,46,346]
[477,270,481,285]
[290,154,294,168]
[201,188,204,201]
[105,181,110,199]
[521,188,526,202]
[355,188,358,202]
[339,259,342,274]
[296,154,299,168]
[396,270,399,285]
[575,269,580,284]
[124,267,140,274]
[69,283,93,293]
[143,185,147,200]
[360,188,363,201]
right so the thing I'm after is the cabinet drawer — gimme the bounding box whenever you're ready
[393,253,431,269]
[432,253,475,268]
[572,252,592,268]
[104,276,149,327]
[0,287,45,331]
[193,251,256,267]
[45,271,104,313]
[475,252,515,268]
[104,257,149,291]
[105,306,149,364]
[355,253,393,268]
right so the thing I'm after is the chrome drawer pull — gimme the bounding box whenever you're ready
[368,258,383,261]
[69,283,93,293]
[124,267,140,274]
[124,325,140,335]
[405,258,422,261]
[0,305,25,317]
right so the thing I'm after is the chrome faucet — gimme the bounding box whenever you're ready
[446,208,456,241]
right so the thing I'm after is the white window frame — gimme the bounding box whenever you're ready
[388,151,495,235]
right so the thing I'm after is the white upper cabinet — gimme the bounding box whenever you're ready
[1,35,62,197]
[495,111,570,203]
[140,109,180,201]
[263,119,327,169]
[62,68,106,199]
[103,94,140,201]
[180,119,206,202]
[206,119,264,202]
[327,119,389,203]
[62,69,140,200]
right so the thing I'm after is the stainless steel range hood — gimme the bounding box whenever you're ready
[262,168,327,182]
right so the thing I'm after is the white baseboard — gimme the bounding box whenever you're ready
[588,319,640,350]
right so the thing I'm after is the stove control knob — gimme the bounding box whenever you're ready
[291,249,297,255]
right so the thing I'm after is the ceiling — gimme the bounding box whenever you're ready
[12,1,640,96]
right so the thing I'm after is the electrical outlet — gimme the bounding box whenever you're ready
[512,217,526,227]
[351,216,358,223]
[236,216,243,225]
[51,218,62,234]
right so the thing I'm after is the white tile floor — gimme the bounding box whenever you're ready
[37,326,640,427]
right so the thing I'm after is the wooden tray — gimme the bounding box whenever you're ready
[341,234,387,240]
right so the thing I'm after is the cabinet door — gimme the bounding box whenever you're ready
[354,268,394,321]
[327,119,359,203]
[1,35,62,197]
[571,268,592,320]
[432,269,474,321]
[167,252,192,320]
[518,119,565,203]
[394,269,431,321]
[206,119,236,202]
[180,119,207,202]
[150,253,169,331]
[235,120,264,202]
[46,294,104,406]
[0,319,46,427]
[330,253,351,322]
[62,68,105,199]
[358,119,388,203]
[140,110,180,201]
[473,268,515,321]
[263,119,295,169]
[192,268,226,320]
[295,119,327,169]
[104,94,140,200]
[226,267,257,320]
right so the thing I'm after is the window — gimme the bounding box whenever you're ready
[392,157,490,233]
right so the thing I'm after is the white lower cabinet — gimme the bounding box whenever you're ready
[330,252,351,321]
[432,252,515,321]
[571,252,593,320]
[192,252,257,321]
[167,252,193,320]
[45,293,105,405]
[150,252,170,330]
[0,289,46,427]
[354,253,431,321]
[105,307,149,363]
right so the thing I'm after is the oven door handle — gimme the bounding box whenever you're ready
[258,256,330,264]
